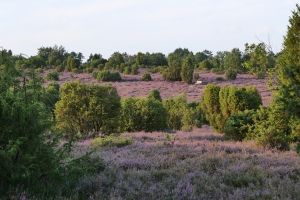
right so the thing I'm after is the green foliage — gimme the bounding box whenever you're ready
[97,70,122,82]
[225,68,237,80]
[162,60,182,81]
[198,59,212,70]
[131,64,139,75]
[119,97,168,132]
[147,89,162,102]
[35,67,44,73]
[92,135,132,147]
[135,98,168,132]
[274,5,300,143]
[224,110,257,141]
[201,84,221,132]
[224,48,245,73]
[66,55,81,72]
[180,57,194,84]
[55,81,121,137]
[242,43,275,78]
[249,105,291,150]
[167,48,193,65]
[216,77,223,81]
[163,93,200,131]
[201,84,262,133]
[92,71,98,79]
[108,52,125,69]
[45,70,59,81]
[142,73,152,81]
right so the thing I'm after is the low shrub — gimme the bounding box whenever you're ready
[225,68,237,80]
[92,135,132,147]
[92,71,98,79]
[142,73,152,81]
[216,77,223,81]
[46,71,59,81]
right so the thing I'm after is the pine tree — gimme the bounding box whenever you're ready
[275,4,300,140]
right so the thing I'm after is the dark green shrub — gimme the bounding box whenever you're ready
[225,68,237,80]
[97,70,111,81]
[123,67,131,74]
[224,110,257,141]
[216,77,223,81]
[198,60,212,70]
[92,71,98,79]
[142,73,152,81]
[131,64,139,75]
[147,89,162,102]
[46,70,59,81]
[162,61,182,81]
[135,98,168,132]
[201,84,221,132]
[180,57,194,83]
[249,105,291,150]
[98,64,104,71]
[110,72,122,81]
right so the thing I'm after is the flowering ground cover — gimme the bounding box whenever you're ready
[71,126,300,199]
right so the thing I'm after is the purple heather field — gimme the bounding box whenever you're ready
[43,69,300,199]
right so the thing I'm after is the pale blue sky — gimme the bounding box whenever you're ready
[1,0,298,59]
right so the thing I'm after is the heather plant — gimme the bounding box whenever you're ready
[46,70,59,81]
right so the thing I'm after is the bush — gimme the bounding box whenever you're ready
[92,71,98,79]
[216,77,223,81]
[249,105,291,150]
[46,71,59,81]
[35,67,44,73]
[201,84,221,132]
[92,135,132,147]
[224,110,257,141]
[211,68,224,74]
[225,68,237,80]
[131,64,139,75]
[142,73,152,81]
[147,89,162,102]
[123,67,131,74]
[193,73,199,79]
[110,72,122,81]
[97,70,111,82]
[55,65,64,72]
[180,57,194,84]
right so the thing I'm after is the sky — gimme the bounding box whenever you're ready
[1,0,298,59]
